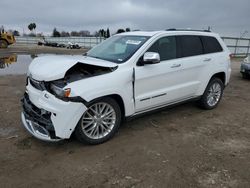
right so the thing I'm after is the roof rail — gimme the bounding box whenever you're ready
[166,28,211,32]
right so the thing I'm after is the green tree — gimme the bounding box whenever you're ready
[125,28,131,32]
[99,29,105,37]
[70,31,80,36]
[106,28,110,38]
[28,23,33,32]
[61,31,70,37]
[28,23,36,33]
[116,29,125,34]
[33,23,36,31]
[52,28,61,37]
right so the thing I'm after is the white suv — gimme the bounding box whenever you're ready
[21,30,231,144]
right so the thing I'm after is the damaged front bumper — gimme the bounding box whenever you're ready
[21,79,87,142]
[21,113,61,142]
[21,93,61,141]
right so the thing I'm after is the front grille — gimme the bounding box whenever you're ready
[21,93,55,132]
[29,77,46,91]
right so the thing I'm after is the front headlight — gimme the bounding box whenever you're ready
[50,84,71,98]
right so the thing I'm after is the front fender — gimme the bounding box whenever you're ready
[68,67,135,116]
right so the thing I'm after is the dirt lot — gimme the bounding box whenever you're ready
[0,47,250,188]
[0,44,87,55]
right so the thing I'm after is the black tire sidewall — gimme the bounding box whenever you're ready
[75,97,122,145]
[199,78,224,110]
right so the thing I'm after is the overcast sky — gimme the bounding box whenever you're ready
[0,0,249,37]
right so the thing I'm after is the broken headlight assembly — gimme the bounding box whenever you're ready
[50,83,71,98]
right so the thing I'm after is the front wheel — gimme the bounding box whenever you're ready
[198,78,224,110]
[75,97,121,145]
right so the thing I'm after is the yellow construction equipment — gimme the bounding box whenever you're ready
[0,32,16,48]
[0,54,17,68]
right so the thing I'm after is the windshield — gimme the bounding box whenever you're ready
[87,35,150,63]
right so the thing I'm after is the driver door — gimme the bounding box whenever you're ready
[134,36,184,112]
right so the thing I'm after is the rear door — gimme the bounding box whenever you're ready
[173,35,209,96]
[198,35,226,89]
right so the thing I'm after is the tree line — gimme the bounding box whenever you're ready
[2,23,133,38]
[52,27,131,38]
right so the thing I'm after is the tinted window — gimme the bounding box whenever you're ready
[201,36,223,54]
[147,36,177,61]
[179,35,203,57]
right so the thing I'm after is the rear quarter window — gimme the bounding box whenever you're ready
[201,36,223,54]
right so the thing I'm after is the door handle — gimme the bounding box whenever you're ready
[171,64,181,68]
[203,58,211,62]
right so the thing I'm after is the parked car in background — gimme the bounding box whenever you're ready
[67,42,81,49]
[38,38,65,48]
[37,38,45,46]
[57,43,66,48]
[241,56,250,79]
[21,30,231,144]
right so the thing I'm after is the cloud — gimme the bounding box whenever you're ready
[0,0,249,37]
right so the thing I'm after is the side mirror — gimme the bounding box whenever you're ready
[143,52,160,65]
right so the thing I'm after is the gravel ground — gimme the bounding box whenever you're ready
[0,44,87,55]
[0,47,249,188]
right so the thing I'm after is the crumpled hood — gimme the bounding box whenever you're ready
[28,55,117,81]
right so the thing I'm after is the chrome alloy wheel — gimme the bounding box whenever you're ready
[206,82,222,107]
[81,102,116,139]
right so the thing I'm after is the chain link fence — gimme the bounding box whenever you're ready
[15,36,250,56]
[15,36,104,48]
[222,37,250,57]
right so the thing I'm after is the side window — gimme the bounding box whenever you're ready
[179,35,203,57]
[201,36,223,54]
[147,36,177,61]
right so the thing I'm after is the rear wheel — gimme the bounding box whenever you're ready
[198,78,224,110]
[75,97,121,145]
[0,40,8,48]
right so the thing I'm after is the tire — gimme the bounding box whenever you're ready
[242,73,249,79]
[75,97,121,145]
[198,78,224,110]
[0,39,8,48]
